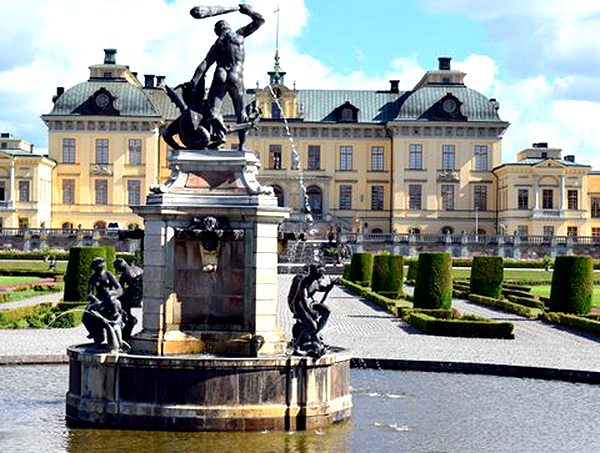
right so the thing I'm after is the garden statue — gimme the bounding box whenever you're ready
[287,264,336,358]
[113,258,144,341]
[82,257,130,353]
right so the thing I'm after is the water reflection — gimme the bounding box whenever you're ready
[1,365,599,452]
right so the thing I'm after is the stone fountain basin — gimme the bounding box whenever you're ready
[66,345,352,431]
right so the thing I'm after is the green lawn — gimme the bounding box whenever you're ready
[451,268,600,282]
[529,285,600,308]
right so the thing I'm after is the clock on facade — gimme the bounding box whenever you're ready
[442,98,457,114]
[94,92,111,109]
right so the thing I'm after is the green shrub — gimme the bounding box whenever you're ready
[539,311,600,335]
[469,294,538,318]
[371,254,404,298]
[502,288,535,299]
[506,295,545,310]
[549,255,593,315]
[470,256,503,298]
[349,253,374,287]
[63,247,108,302]
[406,311,514,339]
[413,252,452,309]
[406,260,418,281]
[103,246,117,273]
[340,277,412,316]
[342,264,351,281]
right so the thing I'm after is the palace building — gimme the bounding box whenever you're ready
[36,49,600,238]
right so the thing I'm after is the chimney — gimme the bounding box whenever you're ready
[144,74,155,88]
[532,142,548,148]
[156,75,166,86]
[104,48,117,65]
[438,57,451,70]
[52,87,65,103]
[389,80,400,94]
[132,72,138,79]
[564,155,575,162]
[0,133,10,138]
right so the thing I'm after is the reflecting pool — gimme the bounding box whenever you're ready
[0,365,598,452]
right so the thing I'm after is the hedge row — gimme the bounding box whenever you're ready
[405,311,514,339]
[63,246,117,302]
[539,312,600,335]
[468,294,539,318]
[371,254,404,298]
[414,253,452,309]
[340,278,412,317]
[0,302,83,329]
[0,269,62,278]
[0,251,70,260]
[506,295,545,310]
[349,253,374,287]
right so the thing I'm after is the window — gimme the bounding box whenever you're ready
[127,180,141,206]
[567,226,578,237]
[62,179,75,205]
[518,189,529,210]
[340,146,353,170]
[441,226,454,235]
[18,181,30,202]
[94,220,106,231]
[542,189,553,209]
[592,227,600,238]
[339,185,352,210]
[62,138,76,163]
[18,218,29,229]
[543,225,554,238]
[441,144,455,170]
[62,222,74,233]
[95,139,109,164]
[307,145,320,170]
[474,185,487,211]
[409,144,422,170]
[128,139,141,165]
[268,144,282,169]
[271,101,281,119]
[371,186,384,210]
[592,197,600,218]
[517,225,528,237]
[409,184,422,210]
[370,146,384,171]
[0,180,5,200]
[567,190,578,210]
[441,185,454,210]
[272,184,284,207]
[340,107,354,122]
[95,179,108,205]
[474,145,488,171]
[307,185,322,214]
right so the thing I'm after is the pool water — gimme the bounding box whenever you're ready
[0,365,598,452]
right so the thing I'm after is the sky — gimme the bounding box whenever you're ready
[1,0,600,166]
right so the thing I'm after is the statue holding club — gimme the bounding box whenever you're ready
[163,4,264,151]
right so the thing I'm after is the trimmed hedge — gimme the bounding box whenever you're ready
[0,251,70,261]
[413,252,452,309]
[470,256,503,299]
[340,277,412,317]
[406,260,419,281]
[371,254,404,298]
[0,302,84,329]
[0,269,61,278]
[539,311,600,335]
[349,253,374,287]
[506,294,545,310]
[63,246,113,302]
[342,264,351,281]
[405,311,514,339]
[469,294,538,318]
[549,255,593,315]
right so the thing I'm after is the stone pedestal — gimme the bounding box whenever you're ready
[131,149,289,357]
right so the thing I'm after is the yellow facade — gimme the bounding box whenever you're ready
[0,134,55,229]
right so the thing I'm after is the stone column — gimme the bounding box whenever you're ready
[533,175,540,210]
[355,232,364,253]
[566,236,574,256]
[497,235,505,258]
[460,232,469,258]
[392,233,401,255]
[559,174,565,211]
[550,235,557,259]
[513,234,521,261]
[408,233,417,257]
[9,159,15,203]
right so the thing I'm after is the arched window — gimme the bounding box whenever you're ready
[340,107,355,122]
[94,220,107,231]
[371,228,383,234]
[272,184,284,207]
[306,185,322,215]
[408,227,421,237]
[441,226,454,235]
[62,222,74,233]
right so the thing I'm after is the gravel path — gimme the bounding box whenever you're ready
[1,276,599,375]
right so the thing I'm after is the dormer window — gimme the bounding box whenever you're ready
[335,101,359,123]
[541,152,548,158]
[103,71,112,78]
[271,101,282,119]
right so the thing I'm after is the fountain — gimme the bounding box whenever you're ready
[65,4,351,431]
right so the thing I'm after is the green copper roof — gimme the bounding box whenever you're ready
[46,80,161,117]
[395,85,502,122]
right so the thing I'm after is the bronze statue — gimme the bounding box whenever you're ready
[287,264,336,358]
[113,258,143,342]
[82,257,130,352]
[188,3,264,150]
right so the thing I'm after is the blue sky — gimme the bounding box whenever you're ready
[1,0,599,167]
